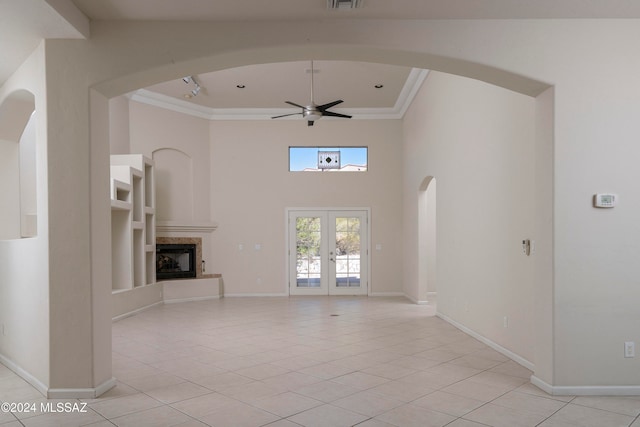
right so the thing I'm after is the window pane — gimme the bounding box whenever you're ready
[289,147,367,172]
[296,217,322,288]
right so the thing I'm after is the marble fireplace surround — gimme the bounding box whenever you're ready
[156,237,214,279]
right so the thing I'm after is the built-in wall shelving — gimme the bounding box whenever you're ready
[110,155,155,292]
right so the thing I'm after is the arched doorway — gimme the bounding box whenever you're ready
[0,89,37,240]
[83,40,553,398]
[418,176,436,304]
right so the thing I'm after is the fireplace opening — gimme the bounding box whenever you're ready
[156,243,196,280]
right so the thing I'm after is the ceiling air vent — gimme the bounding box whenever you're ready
[327,0,363,10]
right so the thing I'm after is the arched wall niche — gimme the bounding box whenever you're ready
[152,148,194,222]
[0,89,37,240]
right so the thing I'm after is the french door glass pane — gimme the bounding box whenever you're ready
[335,217,361,288]
[296,217,322,288]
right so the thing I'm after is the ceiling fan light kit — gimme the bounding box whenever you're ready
[272,61,352,126]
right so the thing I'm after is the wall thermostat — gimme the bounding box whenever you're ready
[593,193,618,208]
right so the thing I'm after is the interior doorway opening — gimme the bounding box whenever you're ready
[418,176,436,304]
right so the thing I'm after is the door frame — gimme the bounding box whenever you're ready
[285,207,371,296]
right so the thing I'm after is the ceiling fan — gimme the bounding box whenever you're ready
[272,61,352,126]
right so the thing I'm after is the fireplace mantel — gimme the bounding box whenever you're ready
[156,220,218,233]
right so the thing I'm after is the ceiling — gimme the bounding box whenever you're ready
[4,0,640,119]
[71,0,640,21]
[136,61,427,120]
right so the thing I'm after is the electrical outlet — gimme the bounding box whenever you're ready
[464,302,469,312]
[625,341,635,358]
[503,316,509,328]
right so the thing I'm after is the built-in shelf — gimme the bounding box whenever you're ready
[112,180,131,202]
[111,200,131,211]
[110,154,155,294]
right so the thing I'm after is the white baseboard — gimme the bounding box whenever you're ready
[0,353,116,399]
[369,292,405,297]
[0,352,47,397]
[403,292,436,305]
[48,377,117,399]
[531,375,640,396]
[224,293,288,297]
[112,301,163,322]
[164,295,222,304]
[436,312,534,372]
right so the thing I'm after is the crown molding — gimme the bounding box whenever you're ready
[129,69,429,121]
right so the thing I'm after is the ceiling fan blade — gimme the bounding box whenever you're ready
[307,120,314,127]
[317,100,343,111]
[285,101,306,109]
[321,111,352,119]
[271,113,303,119]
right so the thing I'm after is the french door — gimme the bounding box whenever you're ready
[289,210,368,296]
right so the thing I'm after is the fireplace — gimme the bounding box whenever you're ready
[156,243,196,280]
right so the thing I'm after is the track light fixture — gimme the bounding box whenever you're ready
[182,75,201,99]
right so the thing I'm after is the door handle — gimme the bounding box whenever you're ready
[329,258,335,262]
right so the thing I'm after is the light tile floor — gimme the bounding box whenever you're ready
[2,296,640,426]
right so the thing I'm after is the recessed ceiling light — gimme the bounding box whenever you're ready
[236,84,246,89]
[374,84,384,89]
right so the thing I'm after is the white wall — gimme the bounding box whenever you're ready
[129,101,212,223]
[403,71,536,362]
[0,139,20,239]
[109,95,131,155]
[19,112,37,238]
[0,44,50,392]
[210,119,404,295]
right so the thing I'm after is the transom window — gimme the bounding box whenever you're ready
[289,147,367,172]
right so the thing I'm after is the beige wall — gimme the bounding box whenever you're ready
[109,95,131,155]
[403,71,537,363]
[209,119,404,295]
[0,44,50,392]
[129,101,212,223]
[0,140,20,238]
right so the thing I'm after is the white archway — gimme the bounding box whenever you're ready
[80,33,553,398]
[0,89,37,240]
